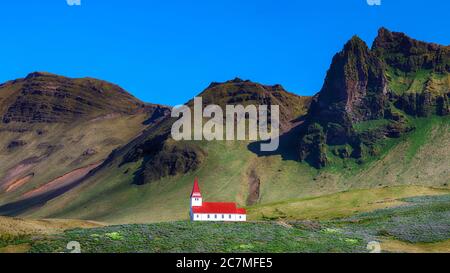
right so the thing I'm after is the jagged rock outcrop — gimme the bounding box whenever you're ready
[299,28,449,169]
[308,36,388,125]
[299,36,389,166]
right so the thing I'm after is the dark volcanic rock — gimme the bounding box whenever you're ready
[7,140,27,150]
[120,122,207,185]
[436,93,450,116]
[131,140,207,185]
[393,91,450,117]
[299,123,328,168]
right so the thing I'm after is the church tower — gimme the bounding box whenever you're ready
[190,178,202,207]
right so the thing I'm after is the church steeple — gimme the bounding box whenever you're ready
[190,178,202,207]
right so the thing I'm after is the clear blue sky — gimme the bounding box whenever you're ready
[1,0,449,106]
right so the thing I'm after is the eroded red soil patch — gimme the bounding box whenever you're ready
[0,161,38,191]
[5,174,34,193]
[23,162,102,198]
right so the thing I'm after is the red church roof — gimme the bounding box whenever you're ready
[192,202,246,214]
[191,178,202,198]
[236,208,247,214]
[190,178,246,215]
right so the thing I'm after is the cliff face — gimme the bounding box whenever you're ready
[373,28,450,117]
[309,36,388,125]
[299,28,450,168]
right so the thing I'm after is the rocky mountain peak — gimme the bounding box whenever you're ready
[309,35,387,125]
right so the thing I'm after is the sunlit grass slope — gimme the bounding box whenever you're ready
[27,115,449,224]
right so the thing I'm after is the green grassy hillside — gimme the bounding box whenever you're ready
[0,73,168,215]
[25,114,449,224]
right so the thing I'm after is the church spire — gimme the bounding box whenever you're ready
[191,178,202,198]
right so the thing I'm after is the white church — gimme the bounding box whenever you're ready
[190,178,247,222]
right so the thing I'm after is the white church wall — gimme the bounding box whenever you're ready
[192,213,246,222]
[237,214,246,221]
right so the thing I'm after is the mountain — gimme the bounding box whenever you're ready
[98,78,312,186]
[3,79,312,222]
[299,28,450,168]
[0,72,169,214]
[195,78,311,132]
[0,28,448,224]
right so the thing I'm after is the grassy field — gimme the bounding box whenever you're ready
[28,221,368,253]
[1,192,448,253]
[0,216,102,252]
[247,185,450,221]
[337,194,450,244]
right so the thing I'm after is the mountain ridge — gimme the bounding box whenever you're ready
[0,72,170,124]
